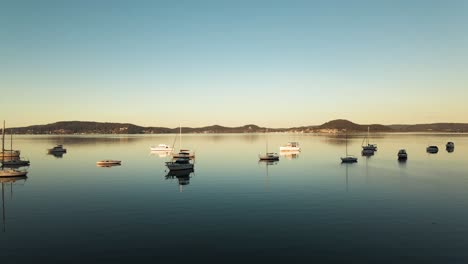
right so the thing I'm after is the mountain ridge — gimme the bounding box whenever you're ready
[3,120,468,134]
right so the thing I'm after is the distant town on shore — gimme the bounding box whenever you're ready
[3,119,468,135]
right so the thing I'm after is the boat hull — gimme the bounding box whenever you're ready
[341,157,358,163]
[0,169,28,177]
[166,163,194,171]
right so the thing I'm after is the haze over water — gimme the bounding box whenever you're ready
[1,133,468,262]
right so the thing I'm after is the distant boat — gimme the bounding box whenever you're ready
[362,126,377,152]
[259,128,279,161]
[426,146,439,153]
[48,145,67,153]
[0,168,28,177]
[172,125,195,159]
[446,142,455,149]
[341,130,357,163]
[96,160,121,166]
[150,144,173,152]
[398,149,408,160]
[165,157,194,171]
[279,142,300,151]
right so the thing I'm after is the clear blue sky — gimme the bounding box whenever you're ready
[1,0,467,128]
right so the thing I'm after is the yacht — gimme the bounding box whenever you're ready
[150,144,173,152]
[279,142,301,151]
[48,144,67,153]
[0,168,28,177]
[426,146,439,153]
[398,149,408,160]
[165,158,194,171]
[361,148,374,156]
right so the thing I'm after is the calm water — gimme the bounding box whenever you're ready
[1,133,468,262]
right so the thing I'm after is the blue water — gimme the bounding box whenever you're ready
[1,133,468,262]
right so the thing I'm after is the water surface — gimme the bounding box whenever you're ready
[1,133,468,262]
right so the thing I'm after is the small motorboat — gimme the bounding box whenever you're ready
[259,152,280,161]
[426,146,439,153]
[398,149,408,160]
[279,142,301,151]
[0,168,28,177]
[96,160,122,166]
[446,142,455,149]
[48,144,67,153]
[150,144,173,152]
[166,158,194,171]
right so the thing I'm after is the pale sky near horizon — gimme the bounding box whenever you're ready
[1,0,467,128]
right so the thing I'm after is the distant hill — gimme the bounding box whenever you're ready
[3,120,468,134]
[389,123,468,132]
[317,119,393,132]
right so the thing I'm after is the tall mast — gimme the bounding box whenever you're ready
[367,126,370,145]
[179,124,182,150]
[10,129,13,155]
[265,128,268,154]
[2,120,4,153]
[345,130,348,156]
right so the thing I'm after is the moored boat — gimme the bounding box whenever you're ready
[150,144,173,152]
[426,146,439,153]
[259,153,280,161]
[279,142,300,151]
[341,130,358,163]
[446,142,454,149]
[398,149,408,160]
[1,158,30,167]
[48,145,67,153]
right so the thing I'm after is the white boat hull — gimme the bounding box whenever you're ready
[279,147,301,151]
[0,169,28,177]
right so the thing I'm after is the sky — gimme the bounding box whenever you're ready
[1,0,467,128]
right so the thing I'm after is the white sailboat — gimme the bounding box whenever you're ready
[0,121,20,159]
[172,125,195,158]
[341,130,357,163]
[259,128,279,161]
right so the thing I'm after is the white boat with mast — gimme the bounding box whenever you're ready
[172,125,195,159]
[341,130,358,163]
[0,121,20,159]
[259,128,279,161]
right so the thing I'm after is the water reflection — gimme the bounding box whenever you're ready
[165,169,194,192]
[150,150,172,158]
[1,176,27,232]
[279,150,300,160]
[48,152,65,158]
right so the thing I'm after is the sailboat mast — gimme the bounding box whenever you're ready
[345,130,348,156]
[179,125,182,150]
[367,126,370,145]
[2,120,4,153]
[265,128,268,154]
[10,129,12,156]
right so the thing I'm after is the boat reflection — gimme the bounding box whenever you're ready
[165,169,194,192]
[150,150,172,158]
[48,152,65,158]
[96,163,122,168]
[1,176,27,232]
[279,150,300,160]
